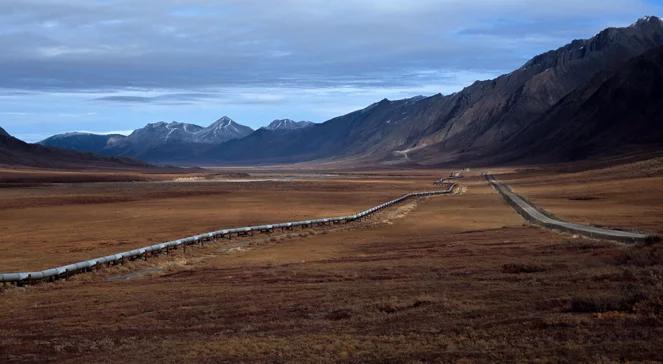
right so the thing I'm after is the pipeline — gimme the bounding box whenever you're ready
[0,183,457,285]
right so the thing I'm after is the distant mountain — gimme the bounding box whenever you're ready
[265,119,314,130]
[128,122,203,146]
[111,116,252,147]
[0,127,148,169]
[195,116,254,143]
[41,116,253,162]
[198,95,437,164]
[39,132,127,154]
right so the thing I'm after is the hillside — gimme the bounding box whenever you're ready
[407,16,663,165]
[40,132,126,155]
[493,45,663,164]
[0,128,149,169]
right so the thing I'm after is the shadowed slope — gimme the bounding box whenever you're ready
[0,128,149,169]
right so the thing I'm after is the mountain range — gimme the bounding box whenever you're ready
[39,116,316,164]
[40,116,253,160]
[8,16,663,168]
[0,126,148,169]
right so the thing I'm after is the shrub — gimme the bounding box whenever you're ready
[376,294,436,314]
[614,247,662,267]
[501,263,546,274]
[324,309,352,321]
[567,286,647,313]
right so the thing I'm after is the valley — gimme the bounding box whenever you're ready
[1,8,662,363]
[1,159,662,362]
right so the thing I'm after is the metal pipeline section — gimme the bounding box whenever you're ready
[0,183,456,285]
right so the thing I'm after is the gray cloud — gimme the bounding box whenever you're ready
[93,93,218,104]
[0,0,658,92]
[94,96,152,103]
[91,91,288,106]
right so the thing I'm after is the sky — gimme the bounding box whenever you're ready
[0,0,661,142]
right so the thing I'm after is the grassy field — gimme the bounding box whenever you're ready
[1,163,662,362]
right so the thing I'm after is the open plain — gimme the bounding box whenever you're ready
[1,160,663,362]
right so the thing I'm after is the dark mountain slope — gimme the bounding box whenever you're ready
[407,16,663,164]
[493,45,663,164]
[39,132,126,154]
[0,128,148,169]
[199,95,448,164]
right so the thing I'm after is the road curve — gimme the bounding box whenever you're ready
[484,173,659,244]
[0,183,457,285]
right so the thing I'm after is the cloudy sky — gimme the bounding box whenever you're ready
[1,0,661,141]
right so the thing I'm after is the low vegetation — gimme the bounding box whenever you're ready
[501,263,547,274]
[2,166,663,361]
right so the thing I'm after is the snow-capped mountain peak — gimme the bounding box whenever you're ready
[196,116,253,143]
[209,116,234,128]
[265,119,314,130]
[122,116,252,146]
